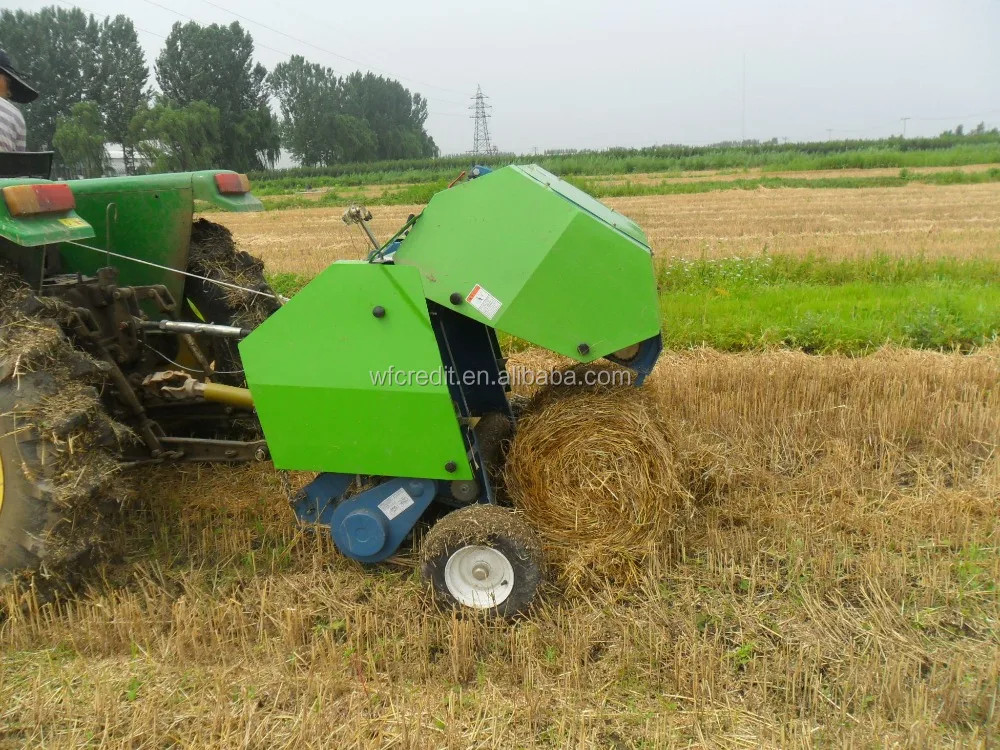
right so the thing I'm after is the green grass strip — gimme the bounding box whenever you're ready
[570,168,1000,199]
[267,254,1000,355]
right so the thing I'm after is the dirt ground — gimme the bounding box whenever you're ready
[203,182,1000,275]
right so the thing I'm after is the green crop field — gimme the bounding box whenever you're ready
[248,133,1000,190]
[244,134,1000,213]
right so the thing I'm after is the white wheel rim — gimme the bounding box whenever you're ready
[444,545,515,609]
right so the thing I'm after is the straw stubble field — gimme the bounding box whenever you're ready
[2,181,999,748]
[203,182,1000,275]
[2,349,997,747]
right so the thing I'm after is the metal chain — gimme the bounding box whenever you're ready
[65,240,290,304]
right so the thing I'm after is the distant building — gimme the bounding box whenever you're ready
[104,143,150,176]
[100,145,299,175]
[273,149,299,170]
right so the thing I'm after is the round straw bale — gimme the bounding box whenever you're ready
[504,381,689,589]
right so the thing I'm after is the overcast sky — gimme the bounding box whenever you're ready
[8,0,1000,155]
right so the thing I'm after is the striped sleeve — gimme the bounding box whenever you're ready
[15,110,25,152]
[0,99,26,152]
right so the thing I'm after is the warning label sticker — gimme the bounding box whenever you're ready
[378,487,415,520]
[466,284,502,320]
[58,217,88,228]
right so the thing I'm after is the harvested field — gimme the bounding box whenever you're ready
[623,182,1000,261]
[2,348,998,747]
[201,203,424,275]
[203,182,1000,275]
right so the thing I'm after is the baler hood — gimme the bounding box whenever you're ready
[391,165,661,362]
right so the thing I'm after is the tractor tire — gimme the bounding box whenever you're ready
[0,279,124,597]
[421,504,544,618]
[185,218,280,387]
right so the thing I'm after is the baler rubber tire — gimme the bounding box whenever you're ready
[420,504,544,618]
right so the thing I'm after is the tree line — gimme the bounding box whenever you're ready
[0,7,439,176]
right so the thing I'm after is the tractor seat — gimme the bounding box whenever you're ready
[0,151,54,179]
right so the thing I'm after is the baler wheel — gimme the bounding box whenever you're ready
[420,504,544,617]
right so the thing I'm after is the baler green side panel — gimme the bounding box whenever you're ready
[392,165,660,362]
[239,262,473,480]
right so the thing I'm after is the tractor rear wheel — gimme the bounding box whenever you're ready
[0,371,121,593]
[0,376,58,577]
[184,218,280,386]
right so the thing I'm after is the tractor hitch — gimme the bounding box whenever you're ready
[143,371,255,410]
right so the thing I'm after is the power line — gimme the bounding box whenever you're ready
[826,108,1000,137]
[56,1,168,40]
[912,109,1000,123]
[740,53,746,144]
[198,0,471,103]
[139,0,295,59]
[136,0,467,113]
[61,0,469,119]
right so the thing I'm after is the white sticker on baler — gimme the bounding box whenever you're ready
[378,487,415,520]
[466,284,502,320]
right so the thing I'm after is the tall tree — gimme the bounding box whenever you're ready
[340,72,437,160]
[53,101,108,177]
[97,16,149,174]
[155,21,279,171]
[0,6,101,152]
[129,99,221,173]
[269,56,376,165]
[270,58,437,166]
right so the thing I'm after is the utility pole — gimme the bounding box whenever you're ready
[826,128,834,141]
[901,117,911,138]
[469,85,496,158]
[740,54,747,144]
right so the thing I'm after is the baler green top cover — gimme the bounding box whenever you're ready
[392,165,660,362]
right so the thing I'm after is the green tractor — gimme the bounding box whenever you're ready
[0,152,278,587]
[0,156,662,616]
